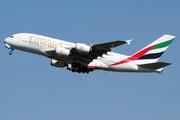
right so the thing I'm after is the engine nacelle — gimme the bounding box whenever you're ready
[55,46,70,56]
[75,43,91,53]
[51,59,66,68]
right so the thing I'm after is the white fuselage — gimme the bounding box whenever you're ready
[4,33,158,73]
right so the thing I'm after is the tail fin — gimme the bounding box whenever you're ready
[132,34,175,64]
[110,34,175,66]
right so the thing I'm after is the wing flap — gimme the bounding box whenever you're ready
[139,62,171,69]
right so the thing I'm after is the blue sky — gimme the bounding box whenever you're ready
[0,0,180,120]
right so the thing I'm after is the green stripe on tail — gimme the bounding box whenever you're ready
[151,38,175,50]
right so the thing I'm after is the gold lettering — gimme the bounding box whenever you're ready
[44,40,48,45]
[35,38,43,44]
[55,43,59,47]
[29,36,62,48]
[39,39,42,44]
[47,41,52,47]
[41,39,45,45]
[34,38,37,43]
[29,36,34,43]
[52,41,55,47]
[54,43,62,47]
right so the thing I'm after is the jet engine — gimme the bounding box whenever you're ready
[51,59,66,68]
[55,46,70,56]
[75,43,91,53]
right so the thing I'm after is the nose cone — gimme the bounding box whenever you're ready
[4,37,13,44]
[4,37,11,49]
[4,38,8,43]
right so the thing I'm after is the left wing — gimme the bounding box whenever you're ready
[45,39,132,65]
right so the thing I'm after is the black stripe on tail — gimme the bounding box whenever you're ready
[138,51,164,60]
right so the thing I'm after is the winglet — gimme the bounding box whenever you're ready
[126,39,132,45]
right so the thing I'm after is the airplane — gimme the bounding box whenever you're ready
[4,33,175,74]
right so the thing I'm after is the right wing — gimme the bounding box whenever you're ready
[93,40,132,48]
[72,40,132,65]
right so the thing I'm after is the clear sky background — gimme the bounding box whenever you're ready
[0,0,180,120]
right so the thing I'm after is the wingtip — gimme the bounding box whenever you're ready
[126,39,132,45]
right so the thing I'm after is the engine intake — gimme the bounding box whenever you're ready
[55,46,70,56]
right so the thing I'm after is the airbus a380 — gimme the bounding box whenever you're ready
[4,33,175,74]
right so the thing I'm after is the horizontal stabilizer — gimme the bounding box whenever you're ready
[139,62,171,69]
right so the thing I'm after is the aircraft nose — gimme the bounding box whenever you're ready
[4,37,11,49]
[4,38,8,43]
[4,37,10,44]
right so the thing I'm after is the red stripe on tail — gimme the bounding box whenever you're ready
[110,44,157,66]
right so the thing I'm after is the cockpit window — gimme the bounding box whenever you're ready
[10,36,14,38]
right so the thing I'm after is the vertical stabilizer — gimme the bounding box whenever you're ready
[110,35,175,66]
[132,34,175,64]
